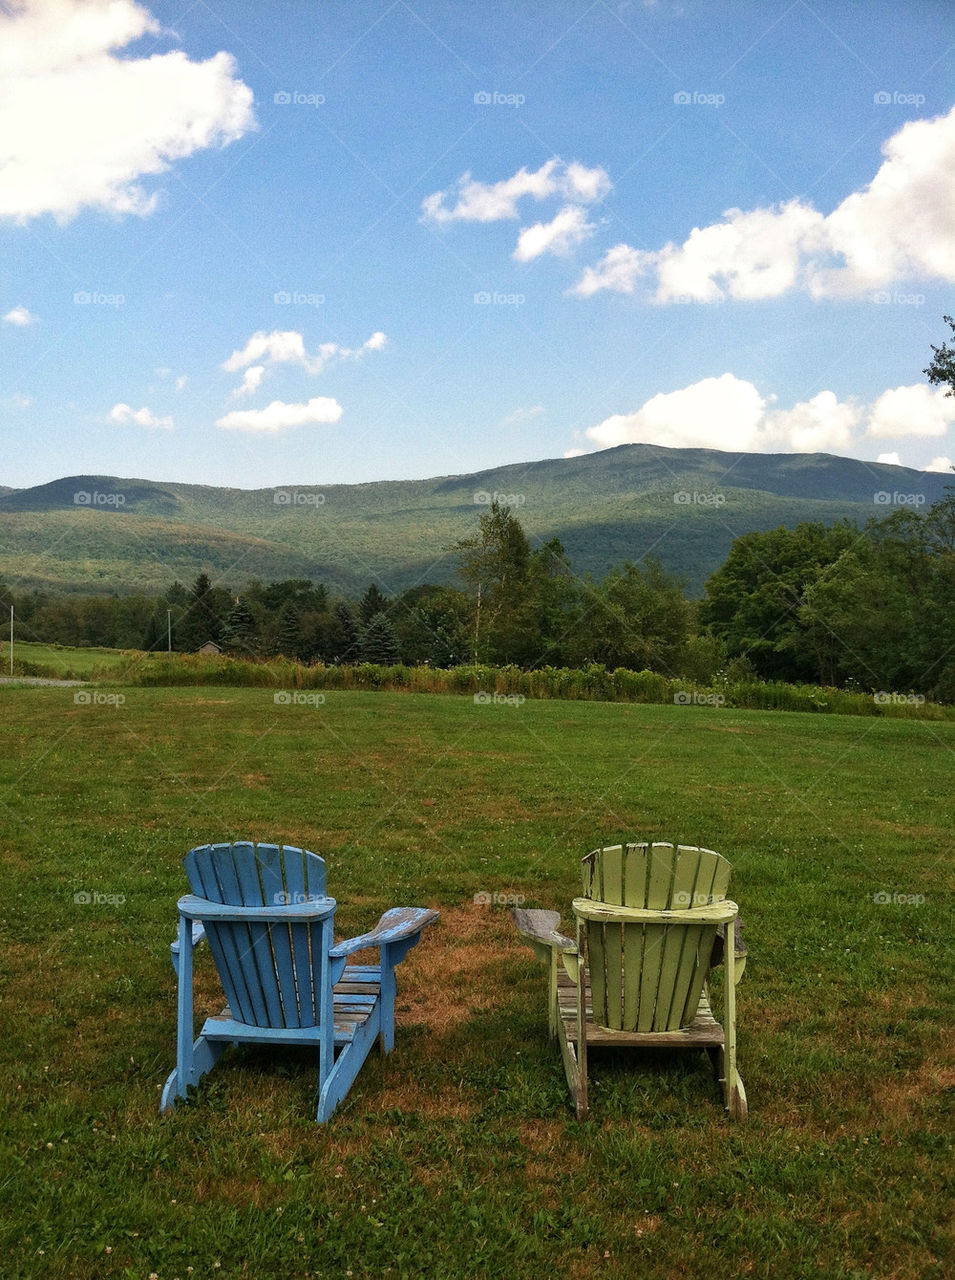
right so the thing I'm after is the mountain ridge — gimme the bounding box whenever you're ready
[1,445,949,597]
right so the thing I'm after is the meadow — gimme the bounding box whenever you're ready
[1,686,952,1279]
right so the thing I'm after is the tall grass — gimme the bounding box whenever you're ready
[111,653,953,719]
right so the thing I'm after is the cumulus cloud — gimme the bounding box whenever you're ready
[514,205,595,262]
[233,365,265,399]
[573,244,645,297]
[765,391,862,453]
[222,330,387,387]
[108,402,172,428]
[926,455,954,472]
[877,451,903,466]
[586,374,768,451]
[422,159,609,259]
[215,396,343,433]
[574,105,955,301]
[0,0,255,222]
[866,384,955,438]
[582,374,955,460]
[422,159,609,226]
[563,448,586,458]
[3,304,36,325]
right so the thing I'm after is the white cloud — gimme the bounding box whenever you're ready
[574,105,955,301]
[563,448,586,458]
[222,330,387,392]
[877,451,902,466]
[421,158,611,265]
[233,365,265,399]
[108,402,172,429]
[572,243,645,297]
[584,375,869,455]
[586,374,768,451]
[502,405,545,427]
[0,0,255,222]
[765,390,861,453]
[223,330,309,372]
[10,392,33,408]
[3,304,36,325]
[422,161,559,224]
[926,455,954,472]
[175,374,187,392]
[866,384,955,438]
[514,205,595,262]
[215,396,343,433]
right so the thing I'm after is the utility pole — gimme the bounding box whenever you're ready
[8,605,12,675]
[167,609,172,654]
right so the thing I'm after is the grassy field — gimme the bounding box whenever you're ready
[1,687,952,1279]
[5,640,137,678]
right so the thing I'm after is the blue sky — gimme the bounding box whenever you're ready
[2,0,954,490]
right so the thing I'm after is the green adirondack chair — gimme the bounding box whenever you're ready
[513,841,748,1121]
[161,841,438,1122]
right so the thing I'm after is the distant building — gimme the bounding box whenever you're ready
[196,640,222,656]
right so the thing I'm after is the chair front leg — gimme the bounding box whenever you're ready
[379,941,397,1054]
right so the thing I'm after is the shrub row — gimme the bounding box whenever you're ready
[104,653,954,719]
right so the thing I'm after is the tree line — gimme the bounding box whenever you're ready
[2,485,953,699]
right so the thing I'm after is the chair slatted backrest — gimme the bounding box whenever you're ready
[184,842,330,1029]
[579,843,732,1033]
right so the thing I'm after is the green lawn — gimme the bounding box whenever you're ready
[1,688,952,1279]
[5,640,137,678]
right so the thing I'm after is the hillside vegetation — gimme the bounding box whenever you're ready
[1,445,947,595]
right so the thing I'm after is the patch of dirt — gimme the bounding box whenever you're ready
[395,902,520,1036]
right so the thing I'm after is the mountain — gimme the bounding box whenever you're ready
[0,447,949,597]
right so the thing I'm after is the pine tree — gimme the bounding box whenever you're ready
[360,612,400,664]
[223,596,257,655]
[334,600,360,663]
[275,601,302,658]
[359,583,388,625]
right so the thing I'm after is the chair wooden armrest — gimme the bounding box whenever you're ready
[511,907,577,953]
[330,907,439,958]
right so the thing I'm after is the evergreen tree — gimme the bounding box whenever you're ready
[359,583,388,624]
[334,600,360,663]
[360,612,400,664]
[177,572,224,651]
[223,596,258,655]
[275,601,303,658]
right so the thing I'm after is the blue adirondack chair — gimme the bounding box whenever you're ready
[160,841,439,1122]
